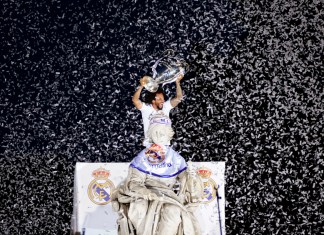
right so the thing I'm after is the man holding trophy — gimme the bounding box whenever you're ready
[112,55,203,235]
[132,56,187,147]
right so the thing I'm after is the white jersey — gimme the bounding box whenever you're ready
[139,100,173,146]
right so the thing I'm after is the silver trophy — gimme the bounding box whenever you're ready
[144,52,188,93]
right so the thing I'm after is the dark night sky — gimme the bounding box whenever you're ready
[0,0,323,234]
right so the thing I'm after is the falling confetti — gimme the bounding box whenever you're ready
[1,0,323,234]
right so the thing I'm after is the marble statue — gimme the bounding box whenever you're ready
[112,116,203,235]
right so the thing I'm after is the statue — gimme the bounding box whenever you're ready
[112,115,204,235]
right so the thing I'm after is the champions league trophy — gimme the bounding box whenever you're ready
[143,51,189,92]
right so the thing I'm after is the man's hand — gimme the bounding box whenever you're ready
[132,76,149,110]
[140,76,150,87]
[176,73,184,83]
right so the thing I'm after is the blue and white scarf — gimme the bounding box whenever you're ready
[130,144,187,178]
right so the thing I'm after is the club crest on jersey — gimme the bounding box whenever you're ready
[87,167,115,205]
[197,167,217,204]
[145,144,166,164]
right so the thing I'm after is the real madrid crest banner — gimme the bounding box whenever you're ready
[87,167,115,205]
[71,162,225,235]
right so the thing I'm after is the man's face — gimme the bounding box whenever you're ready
[153,93,165,110]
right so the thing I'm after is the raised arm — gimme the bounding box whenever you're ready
[132,76,148,110]
[170,74,184,108]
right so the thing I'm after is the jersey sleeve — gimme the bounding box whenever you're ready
[139,102,150,111]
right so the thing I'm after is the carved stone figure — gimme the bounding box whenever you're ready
[112,117,203,235]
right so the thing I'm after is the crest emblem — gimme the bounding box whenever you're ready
[145,144,166,164]
[87,167,115,205]
[197,167,217,204]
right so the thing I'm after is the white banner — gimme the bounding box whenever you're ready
[71,162,225,235]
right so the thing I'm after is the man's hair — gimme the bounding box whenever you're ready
[145,87,167,104]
